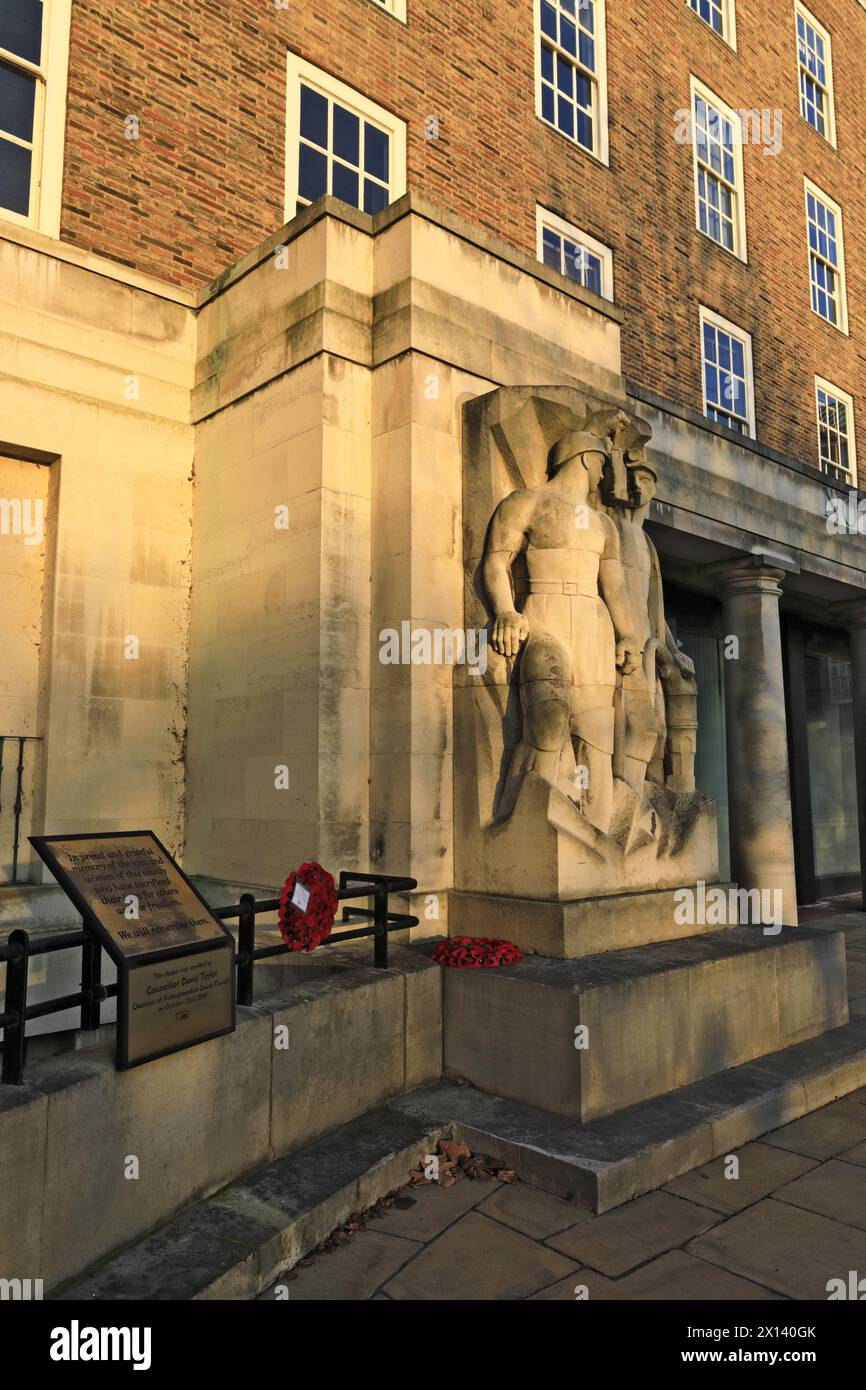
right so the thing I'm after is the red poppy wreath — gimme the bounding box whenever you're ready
[431,936,523,969]
[278,862,339,952]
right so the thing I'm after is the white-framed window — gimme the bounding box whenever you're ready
[699,307,755,438]
[689,77,747,261]
[536,207,613,299]
[0,0,71,235]
[284,54,407,220]
[805,179,847,333]
[815,377,856,482]
[370,0,407,21]
[796,2,835,145]
[686,0,737,48]
[535,0,609,165]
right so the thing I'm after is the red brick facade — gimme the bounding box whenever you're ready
[60,0,865,475]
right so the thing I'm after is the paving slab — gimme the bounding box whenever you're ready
[383,1211,579,1300]
[773,1158,866,1232]
[554,1250,784,1301]
[663,1142,818,1214]
[762,1097,866,1159]
[688,1198,866,1300]
[838,1140,866,1167]
[259,1232,423,1300]
[546,1191,719,1276]
[367,1178,491,1242]
[480,1182,593,1239]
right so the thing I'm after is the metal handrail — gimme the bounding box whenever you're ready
[0,870,418,1083]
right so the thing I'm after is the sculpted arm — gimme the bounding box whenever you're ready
[598,516,641,675]
[482,493,533,658]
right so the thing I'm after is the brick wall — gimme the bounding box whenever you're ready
[60,0,866,474]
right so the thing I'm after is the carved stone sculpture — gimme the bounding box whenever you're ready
[455,386,717,905]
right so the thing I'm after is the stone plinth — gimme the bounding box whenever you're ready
[449,883,739,959]
[439,927,848,1123]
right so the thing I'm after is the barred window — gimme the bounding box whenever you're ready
[0,0,71,232]
[796,3,835,144]
[285,54,406,219]
[815,379,855,482]
[371,0,407,21]
[687,0,736,46]
[805,181,847,332]
[690,79,746,260]
[700,308,755,437]
[537,0,608,163]
[537,207,613,299]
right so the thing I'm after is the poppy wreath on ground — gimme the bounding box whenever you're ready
[431,936,523,969]
[278,862,339,952]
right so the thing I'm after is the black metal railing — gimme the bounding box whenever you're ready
[0,735,41,885]
[0,870,417,1084]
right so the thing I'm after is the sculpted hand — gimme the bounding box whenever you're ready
[491,610,530,658]
[615,637,641,676]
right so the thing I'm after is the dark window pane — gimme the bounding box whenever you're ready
[585,255,602,295]
[540,3,556,40]
[333,103,359,166]
[542,227,560,269]
[300,84,328,148]
[0,0,42,66]
[332,161,359,207]
[541,44,553,83]
[363,179,388,214]
[557,96,574,138]
[364,123,389,181]
[298,143,327,202]
[541,81,554,123]
[0,60,35,142]
[0,132,30,214]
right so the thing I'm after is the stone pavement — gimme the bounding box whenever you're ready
[261,909,866,1301]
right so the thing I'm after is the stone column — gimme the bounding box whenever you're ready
[833,598,866,911]
[715,559,799,924]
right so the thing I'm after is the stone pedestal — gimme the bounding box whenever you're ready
[715,559,799,925]
[439,926,848,1123]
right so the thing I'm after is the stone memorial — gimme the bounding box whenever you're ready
[448,387,849,1126]
[454,386,717,957]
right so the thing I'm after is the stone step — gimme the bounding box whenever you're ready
[390,1016,866,1212]
[57,1018,866,1298]
[56,1106,450,1302]
[432,925,849,1121]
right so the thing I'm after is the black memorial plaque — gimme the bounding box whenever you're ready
[30,830,236,1068]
